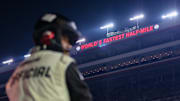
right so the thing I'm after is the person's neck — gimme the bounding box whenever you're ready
[63,51,70,55]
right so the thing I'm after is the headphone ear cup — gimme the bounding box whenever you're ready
[40,30,55,45]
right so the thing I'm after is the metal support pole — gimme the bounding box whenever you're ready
[107,28,109,34]
[137,19,139,29]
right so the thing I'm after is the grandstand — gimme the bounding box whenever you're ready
[73,20,180,101]
[0,64,17,100]
[1,19,180,101]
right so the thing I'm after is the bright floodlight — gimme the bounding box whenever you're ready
[24,54,31,58]
[130,14,144,21]
[76,38,86,43]
[162,11,178,19]
[76,46,81,51]
[100,23,114,29]
[2,59,14,65]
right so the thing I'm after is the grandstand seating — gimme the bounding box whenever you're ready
[72,21,180,65]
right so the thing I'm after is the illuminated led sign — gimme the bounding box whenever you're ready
[80,25,159,51]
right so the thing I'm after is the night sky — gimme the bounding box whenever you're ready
[0,0,179,61]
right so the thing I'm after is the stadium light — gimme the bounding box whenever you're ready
[100,23,114,34]
[24,54,31,58]
[76,46,81,51]
[2,58,14,65]
[76,38,86,44]
[100,23,114,29]
[130,14,144,21]
[162,11,178,19]
[130,14,144,28]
